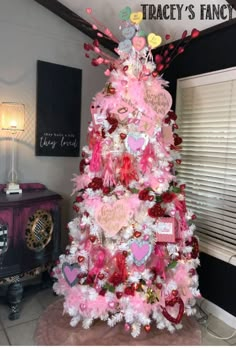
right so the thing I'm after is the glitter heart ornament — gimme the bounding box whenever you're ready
[129,240,152,266]
[62,262,80,287]
[125,133,149,153]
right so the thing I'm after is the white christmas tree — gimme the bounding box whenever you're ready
[52,7,200,337]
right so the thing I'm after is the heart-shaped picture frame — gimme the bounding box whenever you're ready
[62,262,80,287]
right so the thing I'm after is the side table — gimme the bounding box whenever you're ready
[0,183,62,320]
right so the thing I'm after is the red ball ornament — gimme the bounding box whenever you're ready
[144,325,151,333]
[68,235,74,243]
[148,195,154,202]
[189,268,196,276]
[65,250,70,255]
[176,159,182,165]
[123,250,128,257]
[103,187,110,194]
[152,70,158,78]
[120,133,127,140]
[172,289,179,297]
[156,283,162,289]
[192,214,197,220]
[98,273,105,280]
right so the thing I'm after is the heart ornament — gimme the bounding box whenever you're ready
[119,7,132,21]
[129,240,152,266]
[95,199,131,237]
[118,39,132,53]
[147,33,162,49]
[162,297,184,324]
[130,12,143,24]
[125,132,148,154]
[62,262,80,287]
[144,87,172,117]
[132,36,146,51]
[122,26,136,40]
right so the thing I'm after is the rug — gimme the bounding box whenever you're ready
[34,299,202,346]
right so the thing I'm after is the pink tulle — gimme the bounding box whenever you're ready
[71,174,91,195]
[140,143,156,173]
[90,141,102,172]
[103,154,116,187]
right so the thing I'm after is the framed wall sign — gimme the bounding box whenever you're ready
[36,60,82,157]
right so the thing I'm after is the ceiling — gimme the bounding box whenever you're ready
[58,0,236,43]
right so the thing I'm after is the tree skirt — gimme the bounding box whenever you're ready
[34,299,201,346]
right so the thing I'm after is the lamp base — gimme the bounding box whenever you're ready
[4,183,22,195]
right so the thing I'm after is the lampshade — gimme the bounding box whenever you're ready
[1,102,25,131]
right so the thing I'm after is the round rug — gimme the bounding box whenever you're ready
[34,299,201,346]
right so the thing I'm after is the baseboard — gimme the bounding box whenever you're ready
[197,297,236,329]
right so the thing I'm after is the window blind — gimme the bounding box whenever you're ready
[176,69,236,253]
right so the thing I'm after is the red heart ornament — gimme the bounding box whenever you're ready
[144,324,151,332]
[134,231,142,238]
[78,256,85,263]
[162,297,184,324]
[89,236,96,243]
[116,292,123,299]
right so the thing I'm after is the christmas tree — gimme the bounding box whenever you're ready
[52,8,200,337]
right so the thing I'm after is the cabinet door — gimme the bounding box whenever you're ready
[0,208,22,278]
[22,201,59,271]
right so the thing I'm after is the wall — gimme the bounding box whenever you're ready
[0,0,107,247]
[163,21,236,316]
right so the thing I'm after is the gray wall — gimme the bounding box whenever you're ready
[0,0,107,247]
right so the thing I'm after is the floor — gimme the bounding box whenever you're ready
[0,284,235,346]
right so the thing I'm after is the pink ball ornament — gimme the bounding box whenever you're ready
[108,301,115,309]
[124,323,131,332]
[170,210,176,217]
[144,234,149,241]
[80,303,87,311]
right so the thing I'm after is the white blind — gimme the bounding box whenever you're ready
[176,68,236,253]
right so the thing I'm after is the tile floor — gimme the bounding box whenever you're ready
[0,284,235,346]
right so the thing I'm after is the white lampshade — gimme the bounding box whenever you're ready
[1,102,25,131]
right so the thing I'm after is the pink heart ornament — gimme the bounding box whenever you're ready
[125,132,148,153]
[95,199,131,237]
[144,87,172,117]
[62,262,80,287]
[132,36,146,51]
[130,240,152,266]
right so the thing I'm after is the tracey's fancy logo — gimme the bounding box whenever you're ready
[140,4,234,20]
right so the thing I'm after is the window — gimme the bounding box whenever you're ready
[176,67,236,265]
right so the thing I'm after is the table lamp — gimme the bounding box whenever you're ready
[0,102,25,194]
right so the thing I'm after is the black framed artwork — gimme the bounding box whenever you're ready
[36,60,82,157]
